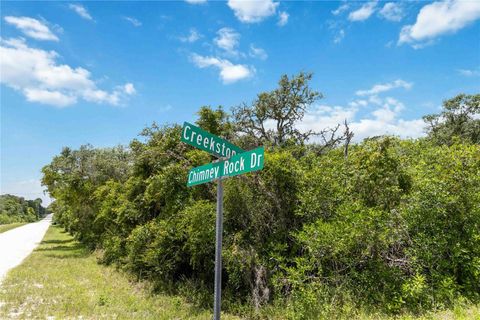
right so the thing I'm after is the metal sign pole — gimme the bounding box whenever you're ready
[214,176,223,320]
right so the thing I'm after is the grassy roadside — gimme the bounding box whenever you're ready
[1,225,478,320]
[0,222,28,234]
[0,225,239,320]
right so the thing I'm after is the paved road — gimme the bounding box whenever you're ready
[0,215,52,284]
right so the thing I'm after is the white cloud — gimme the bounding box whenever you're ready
[369,94,384,105]
[298,105,358,134]
[185,0,207,4]
[351,117,425,141]
[124,16,142,27]
[277,11,289,26]
[190,53,254,84]
[180,28,202,43]
[298,85,425,142]
[379,2,404,22]
[0,38,135,107]
[372,107,397,123]
[24,88,77,107]
[227,0,279,23]
[332,4,349,16]
[299,96,425,143]
[399,0,480,47]
[458,68,480,77]
[356,79,413,96]
[348,2,377,21]
[4,16,59,41]
[1,179,52,206]
[249,44,268,60]
[123,83,136,95]
[214,27,240,55]
[349,99,368,108]
[384,97,405,112]
[69,4,93,21]
[334,29,345,44]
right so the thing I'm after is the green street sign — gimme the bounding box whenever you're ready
[181,122,244,158]
[187,147,264,187]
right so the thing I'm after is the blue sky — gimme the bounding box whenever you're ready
[1,0,479,204]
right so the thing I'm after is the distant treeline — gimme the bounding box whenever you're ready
[42,73,479,318]
[0,194,48,224]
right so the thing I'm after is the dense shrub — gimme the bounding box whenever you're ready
[42,129,480,317]
[41,88,479,317]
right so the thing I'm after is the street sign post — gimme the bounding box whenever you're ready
[214,176,223,320]
[181,122,264,320]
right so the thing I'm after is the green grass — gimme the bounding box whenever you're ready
[0,222,27,234]
[0,225,239,320]
[393,304,480,320]
[364,304,480,320]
